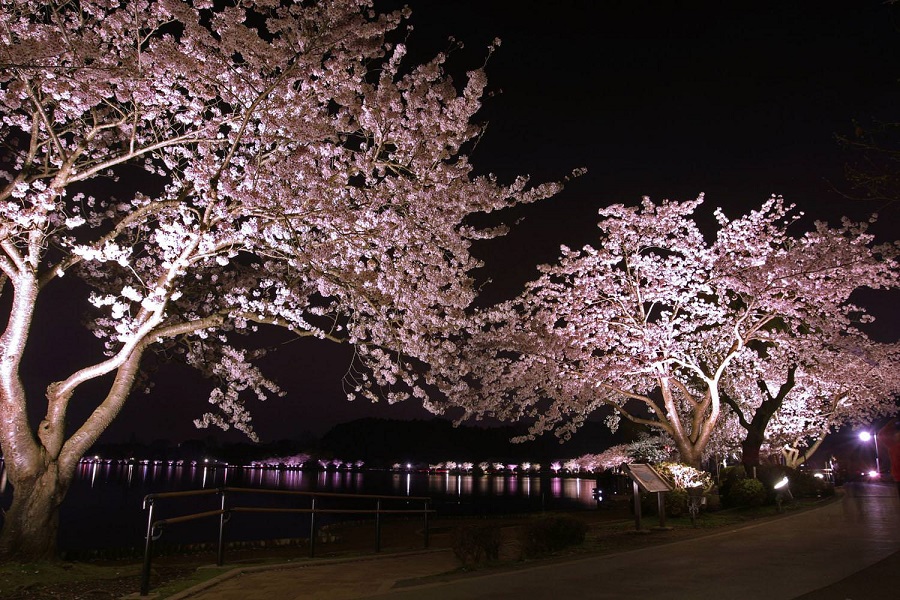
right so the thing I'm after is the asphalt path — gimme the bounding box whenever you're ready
[176,482,900,600]
[367,482,900,600]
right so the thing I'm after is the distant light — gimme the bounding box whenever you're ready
[814,473,825,479]
[868,470,879,478]
[859,431,872,442]
[774,476,789,490]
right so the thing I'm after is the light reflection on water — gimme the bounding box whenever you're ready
[0,460,603,552]
[57,462,601,508]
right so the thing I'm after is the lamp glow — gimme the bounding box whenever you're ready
[858,430,881,474]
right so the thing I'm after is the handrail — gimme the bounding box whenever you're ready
[138,487,433,597]
[142,486,432,505]
[225,486,432,501]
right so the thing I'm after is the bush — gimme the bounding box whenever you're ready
[656,462,714,491]
[704,490,721,511]
[452,524,501,568]
[792,471,835,498]
[754,465,834,501]
[727,477,766,507]
[665,488,689,517]
[521,516,588,558]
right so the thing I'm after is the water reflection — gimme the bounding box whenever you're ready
[0,460,607,553]
[48,461,604,510]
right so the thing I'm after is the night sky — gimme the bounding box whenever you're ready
[31,0,900,445]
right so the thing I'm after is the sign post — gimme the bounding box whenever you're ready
[624,463,673,531]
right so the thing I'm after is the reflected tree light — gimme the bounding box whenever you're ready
[283,470,302,489]
[428,472,446,494]
[551,478,563,498]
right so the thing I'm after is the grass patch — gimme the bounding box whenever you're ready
[0,561,140,597]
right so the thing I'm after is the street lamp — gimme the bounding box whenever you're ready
[858,431,881,474]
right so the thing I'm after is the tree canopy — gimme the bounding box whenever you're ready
[443,196,899,466]
[0,0,565,560]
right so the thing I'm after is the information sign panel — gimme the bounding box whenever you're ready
[625,463,672,493]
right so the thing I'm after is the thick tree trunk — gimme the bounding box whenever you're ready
[675,442,703,468]
[0,461,70,562]
[740,430,765,472]
[723,367,796,472]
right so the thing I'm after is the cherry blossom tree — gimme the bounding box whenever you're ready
[723,333,900,470]
[444,196,898,468]
[0,0,565,560]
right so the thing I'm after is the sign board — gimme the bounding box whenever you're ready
[624,464,672,493]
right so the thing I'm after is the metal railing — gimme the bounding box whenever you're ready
[139,487,433,597]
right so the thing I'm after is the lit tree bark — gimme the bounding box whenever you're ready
[722,366,796,471]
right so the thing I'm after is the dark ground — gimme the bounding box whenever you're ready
[1,494,836,599]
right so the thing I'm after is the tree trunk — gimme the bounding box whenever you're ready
[723,367,796,473]
[0,461,70,562]
[740,430,764,473]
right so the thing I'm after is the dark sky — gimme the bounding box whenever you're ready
[41,0,900,444]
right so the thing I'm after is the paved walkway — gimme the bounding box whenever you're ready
[172,482,900,600]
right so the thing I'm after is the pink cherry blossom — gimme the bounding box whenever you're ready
[438,196,898,467]
[0,0,568,560]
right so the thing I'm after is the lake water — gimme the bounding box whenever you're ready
[0,460,613,553]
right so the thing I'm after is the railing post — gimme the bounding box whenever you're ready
[140,497,155,597]
[423,500,429,548]
[216,489,227,566]
[309,497,317,558]
[375,498,382,553]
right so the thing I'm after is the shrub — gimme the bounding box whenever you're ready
[704,489,721,511]
[727,478,766,507]
[753,465,833,501]
[665,488,689,517]
[792,471,835,498]
[521,516,588,558]
[657,462,714,491]
[452,525,501,568]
